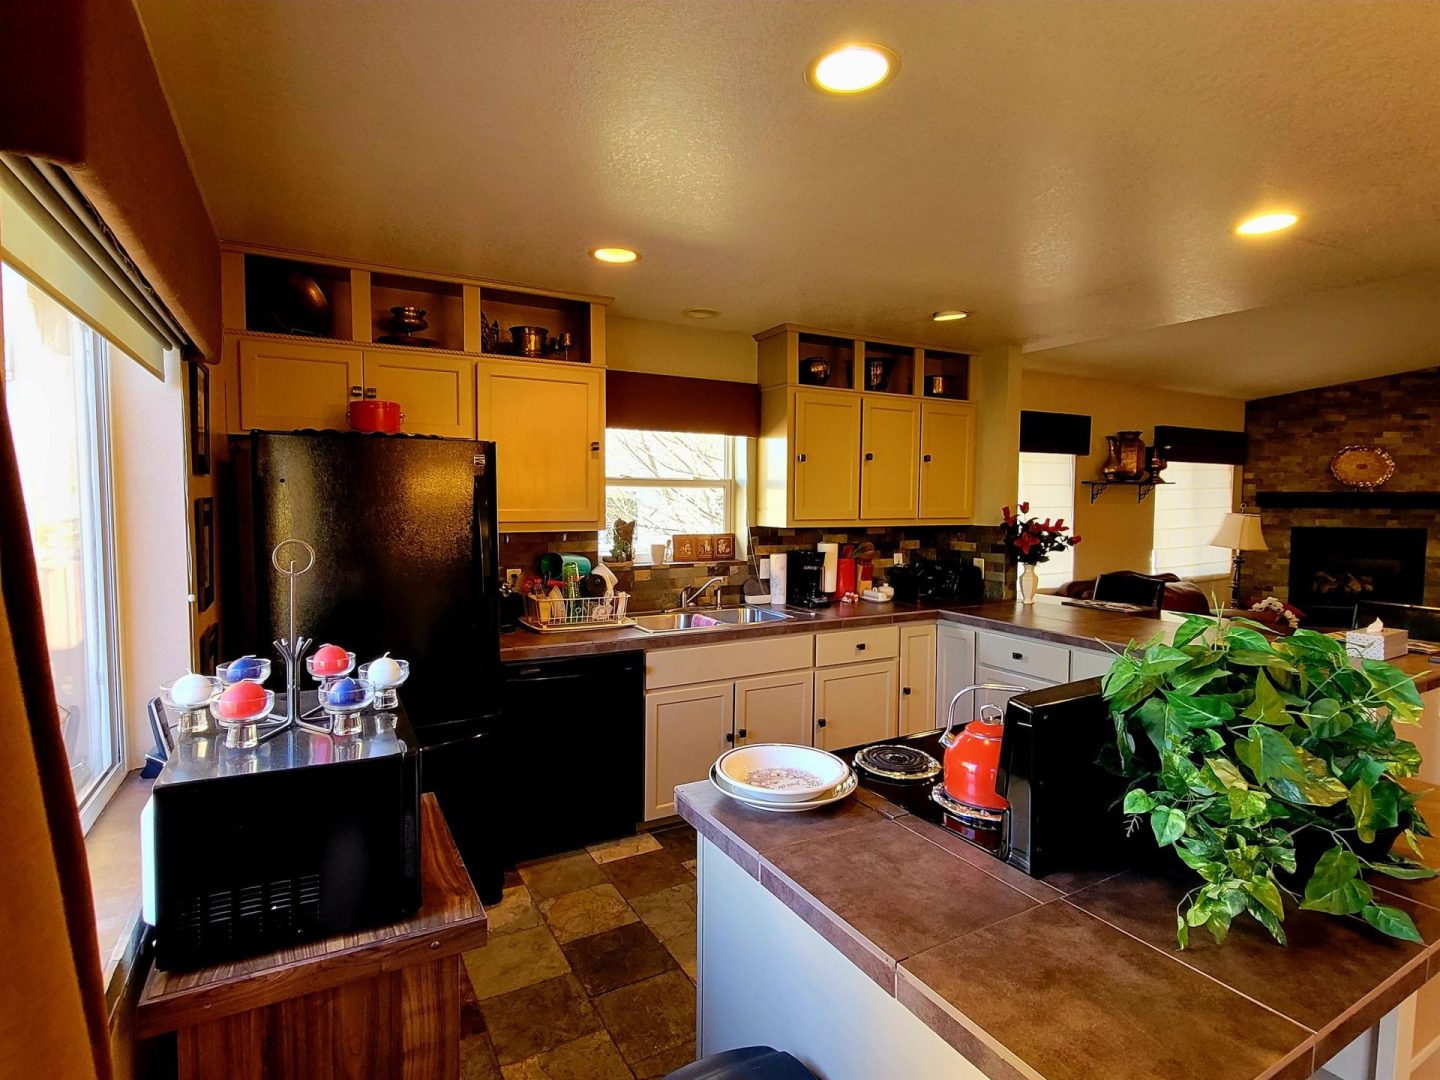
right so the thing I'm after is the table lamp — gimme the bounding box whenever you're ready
[1209,511,1267,606]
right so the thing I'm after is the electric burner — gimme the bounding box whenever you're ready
[930,782,1004,829]
[853,743,941,782]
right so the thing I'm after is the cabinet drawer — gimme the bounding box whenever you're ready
[973,664,1054,717]
[646,633,815,689]
[815,625,900,667]
[974,632,1070,683]
[1069,648,1115,682]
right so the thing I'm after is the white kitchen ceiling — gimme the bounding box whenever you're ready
[135,0,1440,399]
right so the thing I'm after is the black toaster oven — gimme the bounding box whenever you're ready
[141,706,421,971]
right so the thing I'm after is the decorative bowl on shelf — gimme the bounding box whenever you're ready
[1329,445,1395,489]
[801,356,831,386]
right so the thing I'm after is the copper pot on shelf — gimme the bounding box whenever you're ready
[510,325,549,357]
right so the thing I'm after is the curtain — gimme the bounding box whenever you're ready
[605,370,759,437]
[0,272,110,1079]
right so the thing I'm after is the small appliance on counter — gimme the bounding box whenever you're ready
[848,678,1130,879]
[142,702,421,971]
[786,550,832,608]
[887,556,984,605]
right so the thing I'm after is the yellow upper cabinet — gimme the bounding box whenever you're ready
[860,396,919,521]
[920,400,977,521]
[476,358,603,531]
[792,389,861,523]
[238,338,362,432]
[366,349,476,438]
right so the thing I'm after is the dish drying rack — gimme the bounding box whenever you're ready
[521,592,632,633]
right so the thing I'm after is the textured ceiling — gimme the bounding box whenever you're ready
[135,0,1440,399]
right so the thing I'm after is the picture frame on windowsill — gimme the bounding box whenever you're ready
[188,358,210,476]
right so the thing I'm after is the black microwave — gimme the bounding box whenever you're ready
[141,705,421,971]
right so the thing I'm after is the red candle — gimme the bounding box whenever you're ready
[311,643,350,675]
[217,681,268,719]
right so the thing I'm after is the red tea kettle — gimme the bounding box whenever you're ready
[939,684,1027,812]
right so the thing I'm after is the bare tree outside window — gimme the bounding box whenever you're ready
[601,430,735,559]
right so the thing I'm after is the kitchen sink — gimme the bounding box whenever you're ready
[631,607,794,634]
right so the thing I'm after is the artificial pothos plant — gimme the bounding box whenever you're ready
[1102,612,1435,948]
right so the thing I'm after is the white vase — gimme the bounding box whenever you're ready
[1019,564,1040,605]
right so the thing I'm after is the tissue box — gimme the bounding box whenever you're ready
[1344,627,1409,660]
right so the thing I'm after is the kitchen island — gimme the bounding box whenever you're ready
[678,778,1440,1080]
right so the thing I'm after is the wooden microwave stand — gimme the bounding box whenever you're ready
[136,795,487,1079]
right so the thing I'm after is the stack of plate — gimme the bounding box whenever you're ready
[709,743,857,813]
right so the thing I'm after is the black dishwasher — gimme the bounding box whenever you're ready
[498,651,646,865]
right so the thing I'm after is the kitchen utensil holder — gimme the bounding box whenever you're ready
[521,591,632,632]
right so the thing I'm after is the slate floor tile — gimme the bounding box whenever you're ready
[464,925,570,1000]
[499,1029,634,1079]
[592,971,697,1066]
[629,882,697,945]
[588,834,661,864]
[520,852,609,900]
[481,974,603,1065]
[603,849,694,900]
[540,883,639,944]
[562,920,678,996]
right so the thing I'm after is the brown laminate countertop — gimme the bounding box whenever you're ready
[678,780,1440,1080]
[501,597,1440,693]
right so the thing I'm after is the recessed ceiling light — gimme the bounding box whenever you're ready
[931,310,969,322]
[1235,213,1299,236]
[682,308,721,319]
[807,43,899,95]
[591,247,640,264]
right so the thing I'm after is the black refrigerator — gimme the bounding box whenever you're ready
[225,430,506,901]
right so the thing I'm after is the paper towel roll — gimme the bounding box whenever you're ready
[818,543,839,593]
[769,553,787,605]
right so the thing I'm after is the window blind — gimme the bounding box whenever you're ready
[605,370,759,438]
[0,155,186,377]
[1019,410,1091,455]
[1153,425,1246,466]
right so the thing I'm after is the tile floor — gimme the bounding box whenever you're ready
[460,824,700,1079]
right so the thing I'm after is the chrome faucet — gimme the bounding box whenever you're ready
[679,576,727,609]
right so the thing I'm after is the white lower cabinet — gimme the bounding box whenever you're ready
[898,624,937,736]
[814,660,898,751]
[644,682,735,820]
[936,623,977,728]
[1069,648,1116,682]
[972,664,1054,715]
[735,671,815,747]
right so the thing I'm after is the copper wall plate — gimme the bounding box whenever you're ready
[1329,445,1395,489]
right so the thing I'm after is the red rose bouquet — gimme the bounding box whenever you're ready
[1002,502,1081,565]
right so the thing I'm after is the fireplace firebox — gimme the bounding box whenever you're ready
[1288,527,1427,627]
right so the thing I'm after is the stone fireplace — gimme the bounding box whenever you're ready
[1286,526,1427,626]
[1240,366,1440,623]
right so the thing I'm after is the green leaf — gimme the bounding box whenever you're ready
[1175,914,1189,949]
[1133,698,1169,753]
[1244,876,1285,921]
[1235,727,1301,785]
[1229,787,1270,820]
[1302,846,1371,914]
[1242,674,1290,726]
[1303,699,1353,739]
[1151,807,1188,847]
[1160,751,1202,795]
[1122,789,1156,814]
[1349,781,1378,843]
[1206,757,1248,790]
[1170,665,1229,697]
[1101,660,1141,700]
[1225,626,1273,653]
[1142,644,1194,677]
[1164,692,1235,729]
[1367,860,1439,881]
[1206,912,1233,944]
[1360,660,1423,710]
[1264,843,1298,875]
[1171,616,1215,648]
[1246,895,1288,945]
[1362,903,1424,944]
[1228,649,1290,670]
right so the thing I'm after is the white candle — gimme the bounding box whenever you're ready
[171,672,213,708]
[368,655,404,688]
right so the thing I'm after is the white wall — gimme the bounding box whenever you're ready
[110,348,191,764]
[607,316,756,382]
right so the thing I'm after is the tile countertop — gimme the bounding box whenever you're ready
[500,597,1440,693]
[677,780,1440,1080]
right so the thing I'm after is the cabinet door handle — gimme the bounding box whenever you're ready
[902,687,911,696]
[816,718,827,728]
[923,453,932,463]
[1012,651,1024,660]
[737,727,747,739]
[364,386,377,400]
[856,642,867,651]
[797,453,807,463]
[864,452,874,461]
[350,384,363,399]
[590,441,600,452]
[724,731,735,744]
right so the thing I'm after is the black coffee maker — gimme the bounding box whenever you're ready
[787,550,831,608]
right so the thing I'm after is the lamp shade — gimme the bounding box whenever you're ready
[1209,512,1267,552]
